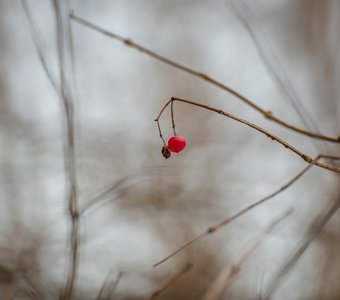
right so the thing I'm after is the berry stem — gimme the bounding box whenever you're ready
[155,119,166,145]
[171,99,177,136]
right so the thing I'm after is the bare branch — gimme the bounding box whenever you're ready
[155,97,340,173]
[21,1,80,298]
[70,13,340,143]
[153,155,340,267]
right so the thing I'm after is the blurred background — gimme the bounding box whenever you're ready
[0,0,339,299]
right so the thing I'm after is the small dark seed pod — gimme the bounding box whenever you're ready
[161,145,171,159]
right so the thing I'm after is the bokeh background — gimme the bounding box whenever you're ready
[0,0,339,299]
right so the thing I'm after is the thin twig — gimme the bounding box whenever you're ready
[153,155,340,267]
[155,97,340,173]
[79,176,129,215]
[229,0,325,148]
[70,13,340,143]
[53,1,79,299]
[147,262,193,300]
[201,209,292,300]
[171,99,176,136]
[79,166,176,215]
[261,195,340,300]
[95,271,123,300]
[23,275,43,300]
[21,0,60,95]
[21,1,80,299]
[155,120,166,145]
[154,233,206,267]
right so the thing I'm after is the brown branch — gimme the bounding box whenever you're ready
[53,2,79,299]
[261,195,340,300]
[21,1,80,296]
[153,155,340,267]
[70,13,340,143]
[155,97,340,173]
[156,120,166,145]
[147,263,193,300]
[201,209,292,300]
[153,233,206,267]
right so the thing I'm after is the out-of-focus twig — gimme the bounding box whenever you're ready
[53,1,79,299]
[201,209,292,300]
[20,0,60,95]
[79,166,177,215]
[79,176,129,215]
[21,0,80,299]
[95,271,123,300]
[229,0,325,151]
[153,154,340,267]
[260,195,340,300]
[70,13,340,143]
[147,262,193,300]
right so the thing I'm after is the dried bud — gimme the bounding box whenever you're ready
[161,145,171,159]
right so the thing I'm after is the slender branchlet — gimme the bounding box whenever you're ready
[230,0,326,152]
[201,209,292,300]
[155,97,340,173]
[21,0,60,95]
[153,155,340,267]
[95,271,123,300]
[260,195,340,300]
[147,263,193,300]
[170,99,177,136]
[70,13,340,143]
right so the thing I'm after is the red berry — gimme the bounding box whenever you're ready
[168,135,186,153]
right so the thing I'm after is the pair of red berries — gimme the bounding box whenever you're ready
[162,135,186,159]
